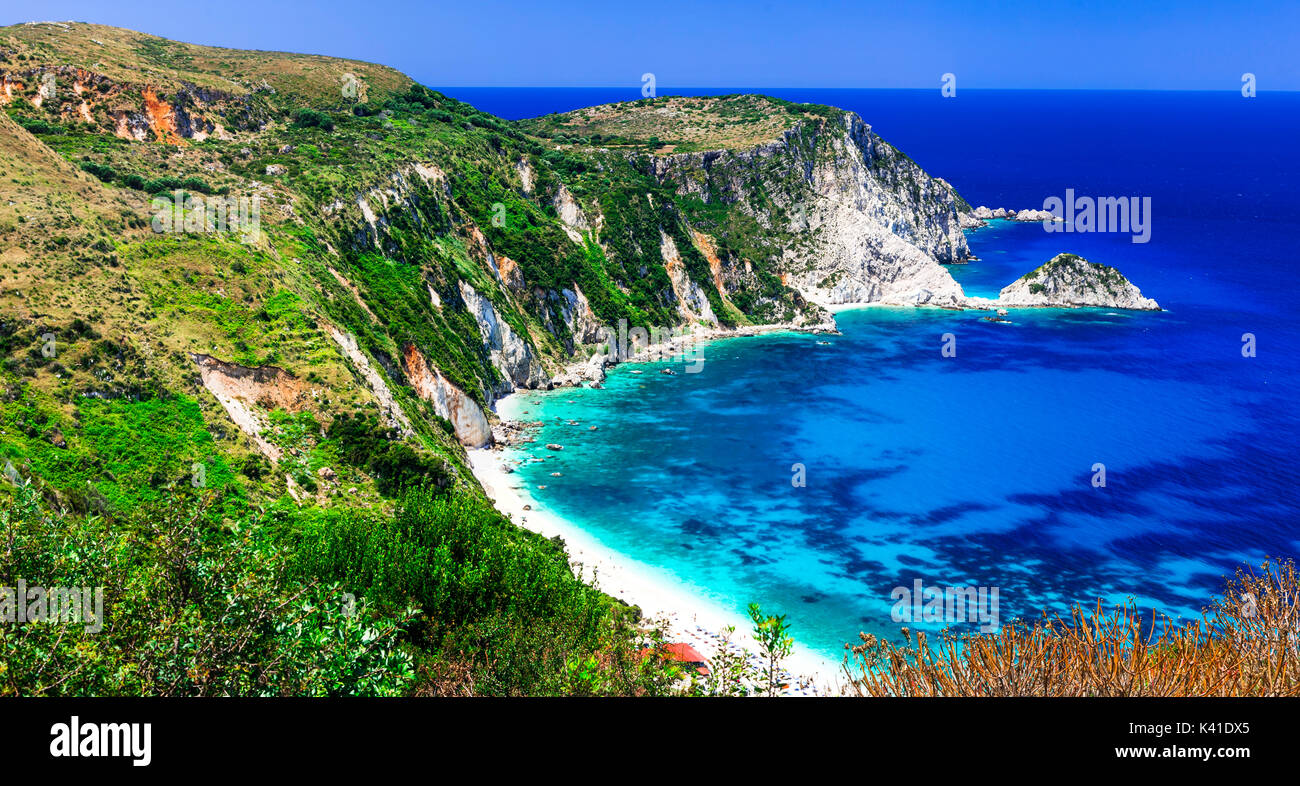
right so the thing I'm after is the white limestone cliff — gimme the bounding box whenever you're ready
[995,253,1160,310]
[650,111,972,309]
[458,281,549,393]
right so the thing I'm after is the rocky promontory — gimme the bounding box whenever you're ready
[995,253,1160,310]
[960,205,1062,228]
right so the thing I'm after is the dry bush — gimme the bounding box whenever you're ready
[844,559,1300,697]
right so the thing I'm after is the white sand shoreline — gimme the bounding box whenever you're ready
[468,437,847,696]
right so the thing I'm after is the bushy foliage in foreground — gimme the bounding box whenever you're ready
[294,486,676,696]
[0,481,676,697]
[845,558,1300,697]
[0,484,415,696]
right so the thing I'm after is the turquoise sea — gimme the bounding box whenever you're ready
[467,89,1300,662]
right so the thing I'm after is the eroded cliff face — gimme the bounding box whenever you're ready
[650,112,971,309]
[458,281,549,393]
[401,344,493,448]
[327,327,415,436]
[659,231,719,325]
[553,182,594,243]
[0,63,262,143]
[191,354,314,461]
[548,285,605,351]
[324,105,979,431]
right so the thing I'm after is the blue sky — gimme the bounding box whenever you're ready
[3,0,1297,89]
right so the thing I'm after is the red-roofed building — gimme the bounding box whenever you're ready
[643,642,710,676]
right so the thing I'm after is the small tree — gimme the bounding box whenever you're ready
[748,603,795,696]
[690,625,756,697]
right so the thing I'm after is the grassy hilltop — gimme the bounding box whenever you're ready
[518,93,835,153]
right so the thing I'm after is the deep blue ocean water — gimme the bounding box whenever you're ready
[451,88,1300,661]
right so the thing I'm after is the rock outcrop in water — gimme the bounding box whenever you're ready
[963,205,1063,227]
[996,253,1160,310]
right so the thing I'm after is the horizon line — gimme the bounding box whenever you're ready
[430,85,1300,93]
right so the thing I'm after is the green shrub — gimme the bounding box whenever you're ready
[16,116,65,135]
[0,486,417,696]
[79,161,116,183]
[293,487,673,695]
[293,108,335,131]
[326,413,451,496]
[142,175,212,194]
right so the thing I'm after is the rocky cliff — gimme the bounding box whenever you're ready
[320,92,983,446]
[996,253,1160,310]
[642,107,972,308]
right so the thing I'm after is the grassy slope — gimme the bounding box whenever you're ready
[1,23,470,511]
[518,93,823,153]
[1,21,411,102]
[0,22,830,695]
[0,20,847,542]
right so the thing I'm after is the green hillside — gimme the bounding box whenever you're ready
[5,21,804,696]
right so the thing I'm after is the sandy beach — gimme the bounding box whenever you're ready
[468,443,847,696]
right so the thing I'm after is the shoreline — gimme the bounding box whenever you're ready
[546,318,839,388]
[468,444,847,695]
[467,297,1168,694]
[484,319,849,693]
